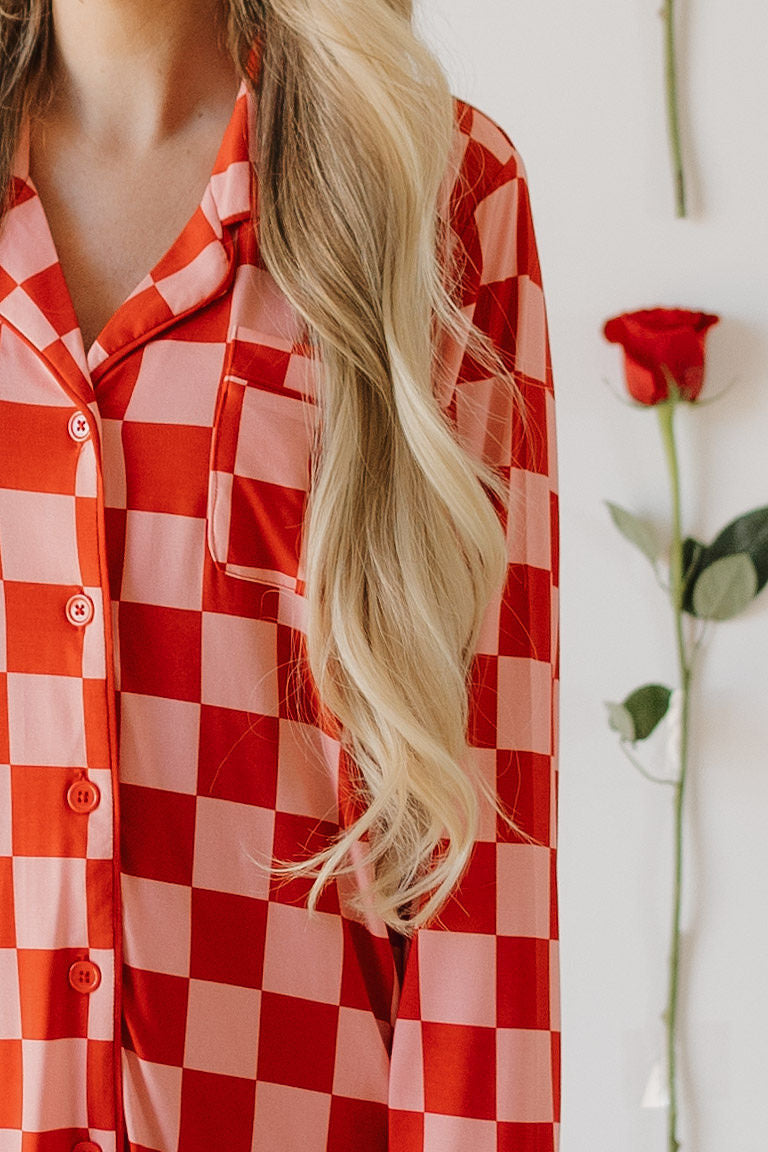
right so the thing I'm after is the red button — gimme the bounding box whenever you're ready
[72,1144,102,1152]
[68,960,101,993]
[67,779,100,813]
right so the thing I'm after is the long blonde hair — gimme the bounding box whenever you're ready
[0,0,540,933]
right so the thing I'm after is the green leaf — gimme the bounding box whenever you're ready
[604,500,660,566]
[605,684,673,743]
[624,683,673,741]
[605,701,635,741]
[682,506,768,614]
[691,552,758,620]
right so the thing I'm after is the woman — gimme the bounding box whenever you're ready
[0,0,561,1149]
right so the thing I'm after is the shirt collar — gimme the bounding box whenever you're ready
[204,76,254,229]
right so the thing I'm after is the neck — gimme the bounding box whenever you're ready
[44,0,240,150]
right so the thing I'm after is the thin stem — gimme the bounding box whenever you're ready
[662,0,687,217]
[656,381,693,1152]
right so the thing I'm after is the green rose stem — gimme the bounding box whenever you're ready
[656,376,692,1152]
[662,0,687,217]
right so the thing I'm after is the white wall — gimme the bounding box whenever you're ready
[416,1,768,1148]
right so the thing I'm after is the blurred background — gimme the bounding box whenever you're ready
[414,0,768,1148]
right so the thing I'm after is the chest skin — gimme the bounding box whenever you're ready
[27,105,238,354]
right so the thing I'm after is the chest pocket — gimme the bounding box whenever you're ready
[206,326,321,593]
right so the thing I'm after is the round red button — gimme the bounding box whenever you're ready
[68,960,101,994]
[72,1143,102,1152]
[67,779,100,814]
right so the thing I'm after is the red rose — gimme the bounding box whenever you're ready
[603,307,720,405]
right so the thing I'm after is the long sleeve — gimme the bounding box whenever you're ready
[387,105,561,1152]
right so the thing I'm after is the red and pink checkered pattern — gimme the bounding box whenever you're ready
[0,72,560,1152]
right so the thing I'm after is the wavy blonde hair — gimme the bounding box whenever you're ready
[0,0,541,933]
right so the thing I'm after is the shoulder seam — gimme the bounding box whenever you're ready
[452,96,529,208]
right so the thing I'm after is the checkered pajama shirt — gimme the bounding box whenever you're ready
[0,78,561,1152]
